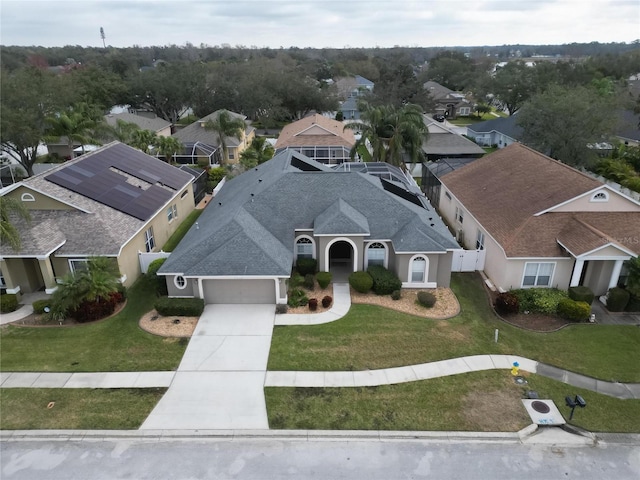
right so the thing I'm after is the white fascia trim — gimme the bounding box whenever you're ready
[16,184,93,213]
[576,242,637,258]
[556,239,578,258]
[295,124,336,137]
[439,186,508,258]
[534,185,640,216]
[54,253,118,258]
[505,256,571,261]
[394,250,448,255]
[1,240,67,260]
[177,275,288,280]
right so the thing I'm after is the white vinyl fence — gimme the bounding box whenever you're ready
[139,251,171,274]
[451,249,486,272]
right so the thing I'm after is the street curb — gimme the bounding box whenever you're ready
[0,429,522,444]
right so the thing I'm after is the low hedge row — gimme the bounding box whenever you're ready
[0,294,18,313]
[556,298,591,322]
[349,271,373,293]
[154,297,204,316]
[316,271,332,289]
[607,287,630,312]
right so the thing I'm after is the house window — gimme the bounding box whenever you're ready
[21,193,35,202]
[444,192,452,201]
[174,275,187,290]
[0,269,6,288]
[367,242,386,268]
[167,204,178,222]
[455,206,464,224]
[590,191,609,202]
[145,227,155,252]
[411,257,427,283]
[459,107,471,116]
[228,150,235,160]
[522,262,554,287]
[181,190,188,199]
[476,230,485,250]
[69,258,89,274]
[296,237,314,259]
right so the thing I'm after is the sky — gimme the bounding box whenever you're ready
[1,0,638,49]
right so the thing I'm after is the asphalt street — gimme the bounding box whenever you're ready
[2,437,639,480]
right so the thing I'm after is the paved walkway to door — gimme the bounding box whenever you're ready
[140,304,275,430]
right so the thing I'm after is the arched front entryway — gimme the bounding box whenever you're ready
[325,238,357,282]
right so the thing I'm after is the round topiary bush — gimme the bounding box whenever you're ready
[417,291,436,308]
[390,290,402,301]
[322,295,333,308]
[494,292,519,315]
[349,271,373,293]
[308,298,318,311]
[316,271,332,289]
[303,273,315,290]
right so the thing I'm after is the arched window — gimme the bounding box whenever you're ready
[296,237,314,260]
[590,191,609,202]
[366,242,386,268]
[411,256,427,283]
[21,193,35,202]
[174,275,187,290]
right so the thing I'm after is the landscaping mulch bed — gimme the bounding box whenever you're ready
[139,309,198,337]
[6,302,127,328]
[499,312,572,332]
[351,287,459,319]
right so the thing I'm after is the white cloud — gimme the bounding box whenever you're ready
[0,0,637,48]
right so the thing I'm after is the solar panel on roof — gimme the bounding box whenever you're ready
[44,143,190,221]
[380,178,424,208]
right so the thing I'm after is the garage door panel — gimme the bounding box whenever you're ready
[203,279,275,304]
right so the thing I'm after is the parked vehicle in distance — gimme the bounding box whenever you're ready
[433,114,446,122]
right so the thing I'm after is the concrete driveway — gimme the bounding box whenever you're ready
[140,304,275,430]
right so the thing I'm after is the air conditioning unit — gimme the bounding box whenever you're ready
[521,399,566,426]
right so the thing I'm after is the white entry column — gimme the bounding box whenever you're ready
[570,259,585,287]
[608,260,625,290]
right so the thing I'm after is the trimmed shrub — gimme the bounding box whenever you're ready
[0,294,18,313]
[349,271,373,293]
[322,295,333,308]
[296,258,317,276]
[275,304,288,314]
[287,288,309,308]
[390,290,402,301]
[625,294,640,313]
[367,265,402,296]
[494,292,519,315]
[316,271,332,289]
[606,287,630,312]
[557,298,591,322]
[289,273,304,289]
[154,297,204,316]
[146,258,168,296]
[32,299,52,314]
[417,291,436,308]
[308,298,318,311]
[512,288,567,314]
[568,286,594,305]
[303,274,315,290]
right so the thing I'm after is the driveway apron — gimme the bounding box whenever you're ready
[140,304,275,430]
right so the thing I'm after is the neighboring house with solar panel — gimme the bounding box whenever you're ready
[172,110,255,166]
[274,114,356,165]
[438,143,640,295]
[0,142,195,297]
[158,150,459,304]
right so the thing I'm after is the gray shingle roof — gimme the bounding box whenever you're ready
[104,112,171,133]
[467,114,524,141]
[422,133,486,156]
[160,151,458,277]
[172,110,253,148]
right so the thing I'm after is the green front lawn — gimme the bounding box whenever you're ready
[268,273,640,382]
[0,388,166,430]
[0,277,187,372]
[266,371,640,432]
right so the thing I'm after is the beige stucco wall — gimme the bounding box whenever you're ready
[394,251,451,287]
[551,189,640,213]
[1,258,43,293]
[166,275,199,297]
[5,185,76,210]
[317,235,365,272]
[117,183,195,286]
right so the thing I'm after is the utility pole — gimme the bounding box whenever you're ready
[100,27,106,48]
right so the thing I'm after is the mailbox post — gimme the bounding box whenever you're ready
[565,394,586,420]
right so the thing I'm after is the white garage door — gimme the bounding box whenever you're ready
[203,279,276,304]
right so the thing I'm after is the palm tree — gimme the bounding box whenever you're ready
[154,136,183,164]
[239,136,274,169]
[0,195,31,251]
[130,129,158,154]
[203,110,246,165]
[344,102,428,171]
[45,103,105,159]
